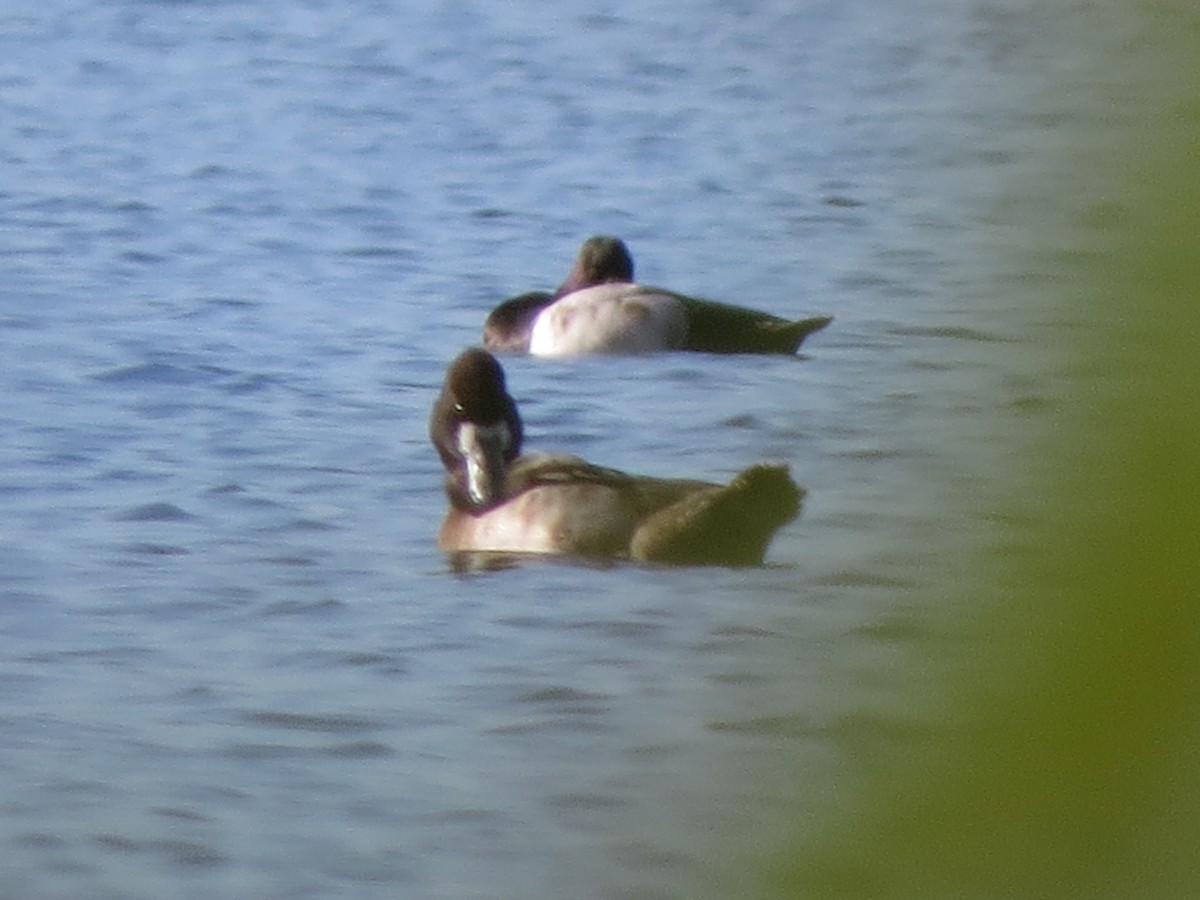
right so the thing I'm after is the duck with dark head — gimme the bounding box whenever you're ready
[430,348,803,566]
[482,236,832,356]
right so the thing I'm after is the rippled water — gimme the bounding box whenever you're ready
[0,1,1107,897]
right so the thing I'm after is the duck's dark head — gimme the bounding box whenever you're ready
[555,235,634,297]
[430,348,524,511]
[482,292,554,353]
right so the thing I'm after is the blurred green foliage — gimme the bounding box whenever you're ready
[764,4,1200,898]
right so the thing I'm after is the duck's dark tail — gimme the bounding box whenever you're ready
[678,296,832,353]
[631,464,803,566]
[775,314,834,353]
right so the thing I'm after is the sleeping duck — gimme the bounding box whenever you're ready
[482,235,832,356]
[430,348,803,565]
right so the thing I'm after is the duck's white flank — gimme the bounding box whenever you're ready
[527,284,688,356]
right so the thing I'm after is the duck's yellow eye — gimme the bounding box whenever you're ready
[454,403,465,414]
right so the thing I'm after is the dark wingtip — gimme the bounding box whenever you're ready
[631,464,803,566]
[679,298,833,354]
[729,463,805,518]
[781,314,834,352]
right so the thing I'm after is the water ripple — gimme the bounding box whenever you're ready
[0,0,1092,896]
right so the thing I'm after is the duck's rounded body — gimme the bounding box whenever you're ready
[482,236,832,356]
[527,284,688,356]
[437,453,687,557]
[431,350,802,566]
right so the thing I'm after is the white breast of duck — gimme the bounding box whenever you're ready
[527,284,688,356]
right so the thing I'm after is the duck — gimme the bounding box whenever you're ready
[430,348,803,565]
[482,235,833,356]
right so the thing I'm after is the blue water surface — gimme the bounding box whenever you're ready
[0,1,1110,897]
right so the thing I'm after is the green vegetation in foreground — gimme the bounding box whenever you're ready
[764,5,1200,899]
